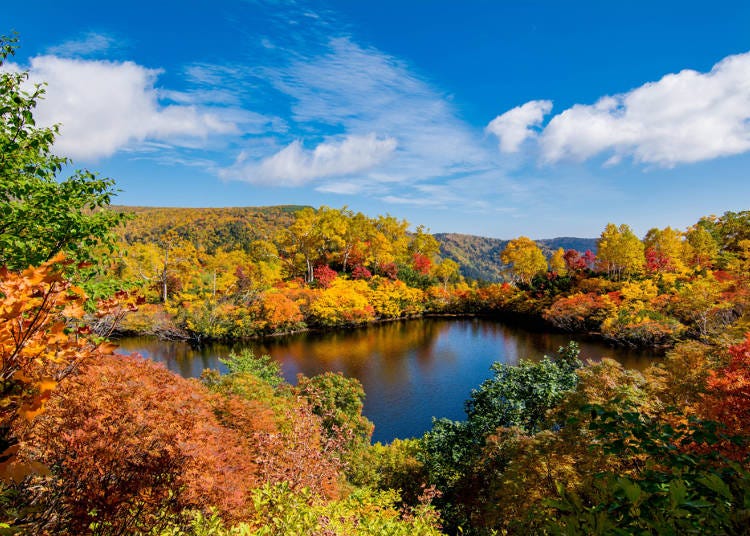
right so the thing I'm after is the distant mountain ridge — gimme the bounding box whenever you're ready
[435,233,598,282]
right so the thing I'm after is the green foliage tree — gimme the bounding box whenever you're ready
[295,372,374,474]
[546,404,750,535]
[421,343,582,532]
[220,349,284,388]
[0,34,125,271]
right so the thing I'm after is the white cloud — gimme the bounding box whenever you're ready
[222,133,397,186]
[21,55,238,160]
[486,100,552,153]
[538,51,750,166]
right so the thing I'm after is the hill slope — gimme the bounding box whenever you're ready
[111,205,309,253]
[435,233,598,282]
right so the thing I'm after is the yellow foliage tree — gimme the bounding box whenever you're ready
[597,223,644,280]
[501,237,547,284]
[549,247,567,276]
[309,280,375,326]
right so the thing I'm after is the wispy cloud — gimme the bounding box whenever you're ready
[46,31,120,57]
[267,37,489,180]
[217,30,500,208]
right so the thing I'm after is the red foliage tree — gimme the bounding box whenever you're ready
[701,333,750,459]
[645,247,674,274]
[351,264,372,280]
[412,253,432,275]
[582,249,597,270]
[543,293,613,331]
[380,262,398,280]
[313,265,338,289]
[563,249,586,272]
[209,385,342,499]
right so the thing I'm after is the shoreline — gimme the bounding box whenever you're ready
[110,308,672,354]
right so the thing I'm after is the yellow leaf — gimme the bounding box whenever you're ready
[97,342,119,354]
[37,378,57,394]
[61,303,85,319]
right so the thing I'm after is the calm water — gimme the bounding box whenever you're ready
[116,318,654,443]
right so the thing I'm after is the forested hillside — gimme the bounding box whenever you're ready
[435,233,598,281]
[111,205,308,253]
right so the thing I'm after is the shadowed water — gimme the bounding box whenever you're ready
[116,318,654,443]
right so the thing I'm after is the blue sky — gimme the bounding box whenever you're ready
[5,0,750,238]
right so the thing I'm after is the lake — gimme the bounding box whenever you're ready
[116,318,655,443]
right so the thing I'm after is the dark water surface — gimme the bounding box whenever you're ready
[116,318,655,442]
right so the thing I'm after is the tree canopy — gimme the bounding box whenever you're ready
[0,34,124,271]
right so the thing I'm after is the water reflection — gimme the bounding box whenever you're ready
[116,318,654,442]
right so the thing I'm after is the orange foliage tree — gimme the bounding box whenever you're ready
[23,354,261,533]
[0,254,110,483]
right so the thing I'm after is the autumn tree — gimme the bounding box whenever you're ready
[685,224,719,269]
[335,210,372,273]
[408,225,440,261]
[500,236,547,284]
[0,35,125,272]
[119,233,198,303]
[597,223,645,280]
[672,274,734,338]
[0,255,104,484]
[370,215,411,271]
[432,258,460,289]
[643,226,686,273]
[701,333,750,458]
[275,207,327,284]
[563,249,586,272]
[24,354,261,533]
[549,247,567,275]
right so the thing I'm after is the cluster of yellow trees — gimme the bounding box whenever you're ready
[107,206,462,339]
[497,213,749,346]
[502,222,723,283]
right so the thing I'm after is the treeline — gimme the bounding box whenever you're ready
[492,214,750,347]
[102,200,750,350]
[435,233,598,282]
[111,205,305,254]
